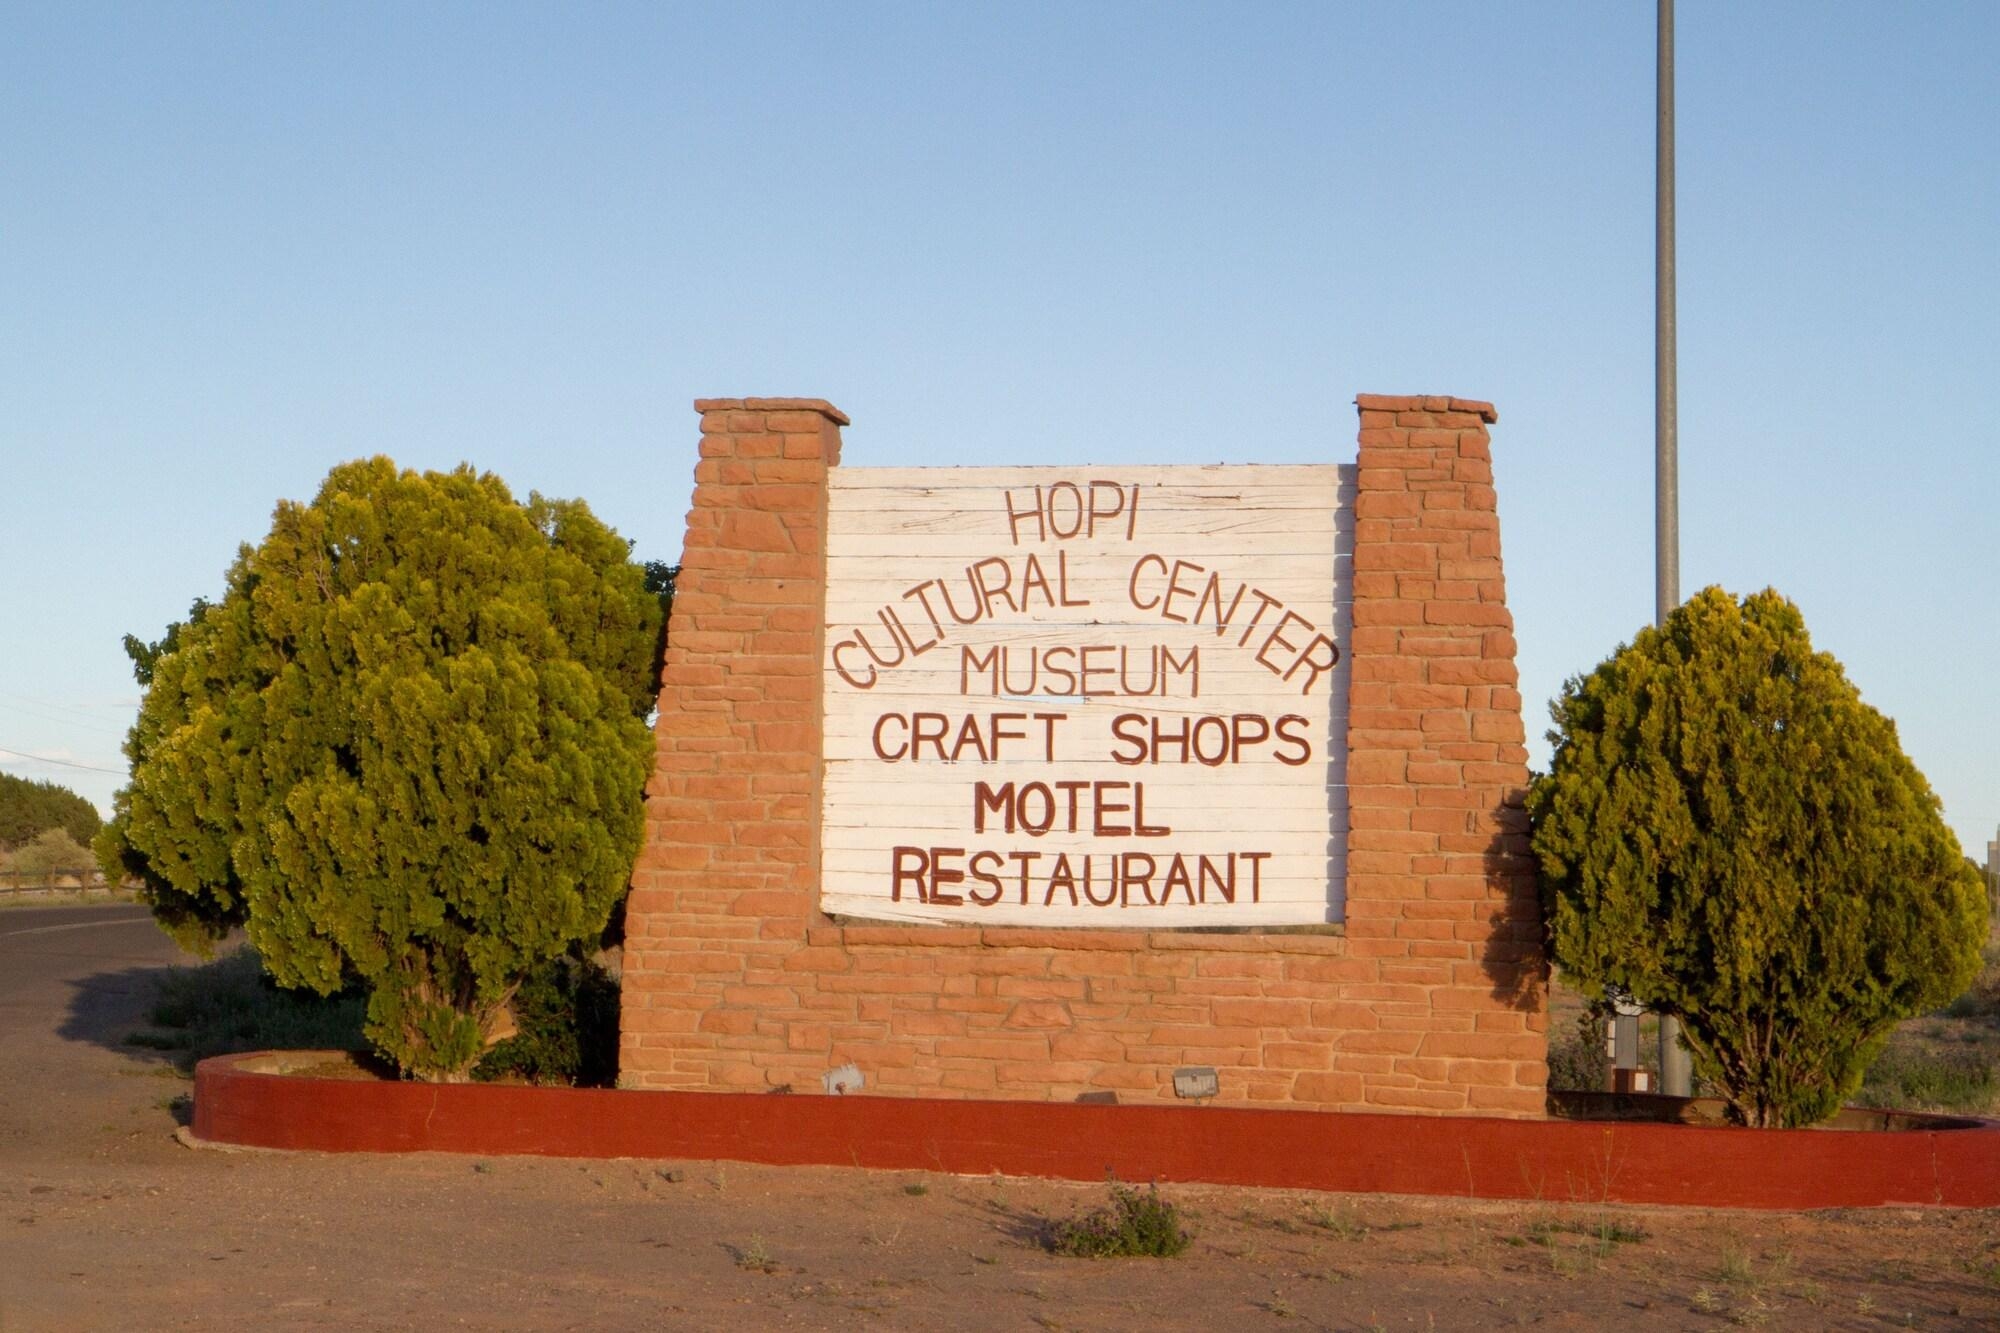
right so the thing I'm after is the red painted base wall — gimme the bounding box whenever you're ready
[193,1054,2000,1211]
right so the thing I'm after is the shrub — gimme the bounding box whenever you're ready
[1528,587,1988,1127]
[1544,1001,1611,1094]
[98,459,661,1081]
[473,956,620,1087]
[8,827,96,880]
[1048,1181,1192,1258]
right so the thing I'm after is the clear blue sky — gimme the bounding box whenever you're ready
[3,3,1994,857]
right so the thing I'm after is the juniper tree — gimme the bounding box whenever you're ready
[0,772,103,849]
[95,598,247,944]
[98,459,661,1080]
[1527,587,1986,1127]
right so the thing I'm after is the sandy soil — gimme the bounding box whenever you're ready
[4,905,1998,1331]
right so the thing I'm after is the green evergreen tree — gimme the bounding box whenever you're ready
[1527,587,1987,1127]
[98,458,662,1080]
[95,597,247,942]
[0,772,103,849]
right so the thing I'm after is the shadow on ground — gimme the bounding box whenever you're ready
[56,963,185,1065]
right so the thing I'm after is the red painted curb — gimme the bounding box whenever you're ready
[192,1052,2000,1211]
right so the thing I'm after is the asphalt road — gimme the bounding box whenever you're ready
[0,903,197,1163]
[0,902,178,1016]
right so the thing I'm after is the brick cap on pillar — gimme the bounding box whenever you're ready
[693,397,850,426]
[1354,393,1497,424]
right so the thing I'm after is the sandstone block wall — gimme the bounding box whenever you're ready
[619,394,1545,1115]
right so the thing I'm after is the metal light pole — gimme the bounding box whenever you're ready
[1656,0,1694,1099]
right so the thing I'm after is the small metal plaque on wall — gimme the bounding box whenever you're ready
[1172,1066,1219,1099]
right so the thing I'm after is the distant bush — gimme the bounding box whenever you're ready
[0,773,101,850]
[1544,1002,1610,1094]
[1048,1181,1192,1258]
[7,827,96,879]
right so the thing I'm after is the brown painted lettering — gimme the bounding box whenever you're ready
[969,556,1018,617]
[967,851,1004,905]
[972,782,1014,833]
[830,636,876,689]
[1056,780,1090,830]
[1044,853,1080,905]
[871,712,907,761]
[1159,559,1205,624]
[1127,553,1166,610]
[1120,852,1157,906]
[1109,713,1147,765]
[1057,549,1088,606]
[1199,855,1236,904]
[1016,782,1054,835]
[1285,632,1340,695]
[1254,609,1311,676]
[960,645,999,694]
[1003,486,1045,545]
[1242,851,1271,903]
[910,712,949,760]
[1078,645,1114,696]
[1234,589,1282,647]
[1045,482,1084,538]
[929,847,966,906]
[1006,850,1039,905]
[1092,781,1130,836]
[1086,480,1128,539]
[1275,714,1312,765]
[1193,570,1247,637]
[902,579,947,639]
[891,847,929,902]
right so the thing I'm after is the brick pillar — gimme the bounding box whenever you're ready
[1343,394,1546,1114]
[618,398,844,1089]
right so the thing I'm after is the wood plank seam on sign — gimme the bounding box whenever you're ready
[829,462,1348,488]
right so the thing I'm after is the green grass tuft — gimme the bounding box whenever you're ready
[1047,1181,1191,1259]
[1857,1044,1995,1115]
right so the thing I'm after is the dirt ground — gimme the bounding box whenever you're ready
[4,904,1998,1332]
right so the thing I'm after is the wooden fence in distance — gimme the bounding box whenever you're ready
[0,867,120,897]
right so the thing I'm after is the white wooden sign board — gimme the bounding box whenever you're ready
[820,464,1353,927]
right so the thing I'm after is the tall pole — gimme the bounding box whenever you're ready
[1656,0,1677,622]
[1656,0,1693,1099]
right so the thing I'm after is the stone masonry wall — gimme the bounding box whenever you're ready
[618,394,1546,1115]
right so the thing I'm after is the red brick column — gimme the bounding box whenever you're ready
[1343,394,1544,1113]
[618,398,844,1089]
